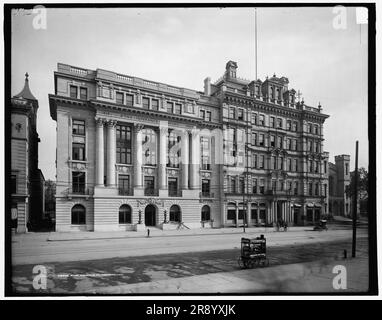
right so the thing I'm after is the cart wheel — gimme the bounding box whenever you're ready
[243,259,250,269]
[248,259,255,269]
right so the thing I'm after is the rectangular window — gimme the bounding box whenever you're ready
[70,85,78,98]
[252,179,257,194]
[80,87,88,100]
[324,184,327,197]
[294,182,299,195]
[270,135,275,147]
[142,97,150,109]
[201,137,211,170]
[315,161,319,173]
[314,125,319,135]
[315,183,319,196]
[144,176,155,196]
[238,210,245,220]
[259,155,265,169]
[202,179,210,197]
[118,175,130,195]
[252,154,257,168]
[72,171,85,193]
[259,134,264,146]
[116,125,132,164]
[239,177,245,194]
[292,139,297,151]
[259,179,265,194]
[251,132,257,145]
[277,136,283,149]
[206,111,212,121]
[252,113,257,125]
[200,109,205,119]
[126,94,134,107]
[72,143,85,161]
[270,116,275,128]
[294,159,298,172]
[237,109,244,121]
[11,174,16,194]
[72,119,85,135]
[271,156,276,170]
[277,118,283,128]
[292,121,298,132]
[174,103,182,115]
[230,177,236,193]
[324,161,327,173]
[167,101,173,113]
[345,163,349,175]
[287,158,292,171]
[151,99,159,111]
[259,114,265,126]
[278,157,284,170]
[286,120,291,131]
[116,92,124,105]
[286,138,291,150]
[229,107,235,119]
[168,177,178,197]
[309,182,313,196]
[227,209,236,220]
[309,160,313,173]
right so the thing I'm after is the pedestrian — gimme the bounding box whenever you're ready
[11,206,18,232]
[147,228,150,238]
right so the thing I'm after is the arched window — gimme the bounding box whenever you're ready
[71,204,86,225]
[169,205,181,222]
[201,205,210,221]
[119,204,132,224]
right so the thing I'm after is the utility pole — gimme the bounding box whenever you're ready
[352,141,359,258]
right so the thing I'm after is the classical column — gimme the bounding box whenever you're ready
[159,127,168,190]
[181,130,190,189]
[106,120,117,187]
[95,118,105,186]
[134,124,144,189]
[190,127,200,190]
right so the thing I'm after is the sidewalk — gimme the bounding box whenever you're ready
[12,226,315,243]
[86,255,369,294]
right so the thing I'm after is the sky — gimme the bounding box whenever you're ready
[11,6,369,180]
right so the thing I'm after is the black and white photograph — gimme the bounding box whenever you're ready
[3,2,377,300]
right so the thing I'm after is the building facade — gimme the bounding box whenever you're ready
[11,74,45,232]
[329,155,351,217]
[49,61,329,232]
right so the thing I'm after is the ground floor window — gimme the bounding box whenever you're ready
[251,208,258,220]
[119,204,132,224]
[170,205,181,222]
[227,209,236,220]
[71,204,86,224]
[201,205,210,221]
[259,209,266,220]
[72,171,85,193]
[238,209,245,220]
[307,209,313,222]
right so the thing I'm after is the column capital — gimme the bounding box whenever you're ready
[95,117,106,127]
[134,123,145,132]
[191,126,200,137]
[106,119,117,128]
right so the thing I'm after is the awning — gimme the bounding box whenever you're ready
[314,204,322,208]
[306,203,314,208]
[292,204,302,208]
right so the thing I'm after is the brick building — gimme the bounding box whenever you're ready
[11,73,45,232]
[49,61,329,231]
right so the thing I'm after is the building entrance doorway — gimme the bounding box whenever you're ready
[277,202,282,221]
[145,205,156,226]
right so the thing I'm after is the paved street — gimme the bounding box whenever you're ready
[10,224,370,294]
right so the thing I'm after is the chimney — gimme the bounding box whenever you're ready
[204,77,211,96]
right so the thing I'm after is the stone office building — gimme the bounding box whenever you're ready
[49,61,329,232]
[329,155,351,217]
